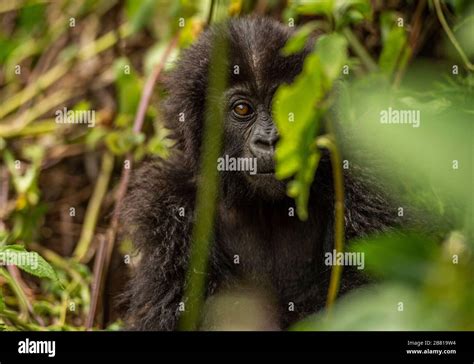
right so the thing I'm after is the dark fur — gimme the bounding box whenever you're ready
[121,18,401,330]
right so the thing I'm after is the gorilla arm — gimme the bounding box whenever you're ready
[121,156,196,330]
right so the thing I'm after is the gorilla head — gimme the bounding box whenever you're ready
[164,17,310,200]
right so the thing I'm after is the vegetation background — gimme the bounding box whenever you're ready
[0,0,472,331]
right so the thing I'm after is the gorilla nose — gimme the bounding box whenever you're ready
[250,131,279,158]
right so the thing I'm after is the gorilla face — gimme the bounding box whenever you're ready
[218,18,309,200]
[222,83,284,198]
[164,17,310,201]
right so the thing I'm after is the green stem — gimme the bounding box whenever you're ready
[434,0,474,71]
[342,27,378,72]
[316,135,345,311]
[0,119,57,138]
[0,89,74,138]
[0,268,29,320]
[207,0,216,25]
[179,33,227,331]
[73,152,115,262]
[0,309,41,330]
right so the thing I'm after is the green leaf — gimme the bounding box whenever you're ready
[281,21,319,56]
[296,0,334,17]
[3,149,42,197]
[379,13,408,76]
[349,232,440,284]
[126,0,158,33]
[274,34,347,220]
[292,283,447,330]
[0,245,58,281]
[144,41,179,75]
[146,128,172,158]
[85,127,107,149]
[443,0,470,14]
[19,3,46,34]
[334,0,372,28]
[105,130,145,155]
[316,33,349,86]
[0,36,18,64]
[114,57,142,118]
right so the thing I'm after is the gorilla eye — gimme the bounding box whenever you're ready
[232,102,254,118]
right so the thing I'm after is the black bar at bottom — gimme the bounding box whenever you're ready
[0,331,472,361]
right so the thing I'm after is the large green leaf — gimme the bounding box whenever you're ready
[273,34,347,220]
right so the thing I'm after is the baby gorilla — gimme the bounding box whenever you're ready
[122,17,399,330]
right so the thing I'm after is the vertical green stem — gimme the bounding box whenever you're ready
[342,27,378,73]
[316,134,345,311]
[433,0,474,71]
[73,152,114,262]
[0,268,29,320]
[179,32,228,331]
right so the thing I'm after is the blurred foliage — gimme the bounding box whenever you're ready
[0,0,472,332]
[293,232,474,330]
[274,33,347,220]
[274,0,473,331]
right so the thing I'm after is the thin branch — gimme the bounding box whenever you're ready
[73,152,115,262]
[131,35,178,134]
[434,0,474,71]
[0,268,29,320]
[0,309,41,330]
[86,234,107,329]
[206,0,216,26]
[393,0,427,87]
[342,27,378,73]
[0,166,9,230]
[7,265,45,326]
[408,0,427,56]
